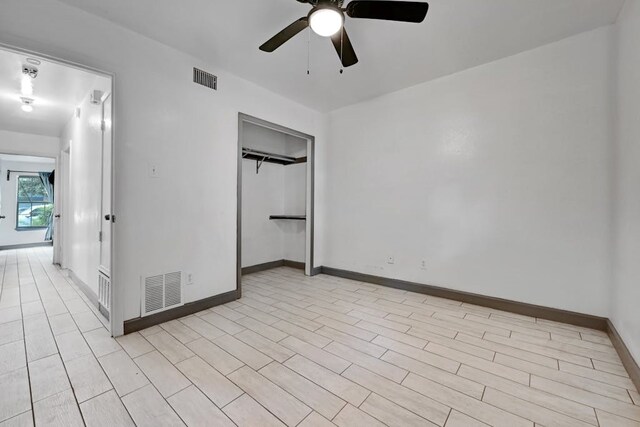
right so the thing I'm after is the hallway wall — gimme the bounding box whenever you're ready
[0,130,59,158]
[59,82,110,296]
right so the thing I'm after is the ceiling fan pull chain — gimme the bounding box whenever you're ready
[307,27,311,75]
[339,27,344,74]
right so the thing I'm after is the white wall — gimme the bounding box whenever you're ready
[612,0,640,363]
[283,163,306,263]
[59,82,109,294]
[325,26,613,317]
[0,159,54,246]
[0,0,327,332]
[242,160,285,267]
[0,130,59,158]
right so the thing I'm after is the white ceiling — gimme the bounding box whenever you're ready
[57,0,624,112]
[0,48,103,137]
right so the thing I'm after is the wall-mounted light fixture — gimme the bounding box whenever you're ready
[22,65,38,79]
[90,90,104,105]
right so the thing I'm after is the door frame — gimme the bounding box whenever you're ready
[57,148,71,267]
[237,113,316,296]
[0,42,120,336]
[99,92,112,277]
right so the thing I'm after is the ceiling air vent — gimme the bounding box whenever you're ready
[193,67,217,90]
[141,272,183,316]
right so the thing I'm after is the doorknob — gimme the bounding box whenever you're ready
[0,216,5,219]
[105,214,111,221]
[54,214,61,218]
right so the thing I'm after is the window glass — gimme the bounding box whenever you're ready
[16,176,52,229]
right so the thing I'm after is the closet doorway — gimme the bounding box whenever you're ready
[237,114,315,293]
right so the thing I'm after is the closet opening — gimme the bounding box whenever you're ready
[237,114,315,294]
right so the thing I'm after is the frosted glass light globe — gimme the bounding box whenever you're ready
[309,8,343,37]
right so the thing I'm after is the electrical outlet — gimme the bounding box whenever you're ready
[387,256,395,265]
[149,163,159,178]
[186,272,193,285]
[421,260,428,270]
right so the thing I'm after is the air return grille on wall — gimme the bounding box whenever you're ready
[193,67,217,90]
[141,272,183,316]
[98,271,111,314]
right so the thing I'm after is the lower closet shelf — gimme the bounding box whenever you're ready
[269,215,306,221]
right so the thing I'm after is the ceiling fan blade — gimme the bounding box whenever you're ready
[346,1,429,23]
[330,27,358,67]
[259,17,309,52]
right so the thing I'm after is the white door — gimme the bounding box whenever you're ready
[57,148,71,267]
[52,156,62,265]
[0,170,4,227]
[99,93,112,276]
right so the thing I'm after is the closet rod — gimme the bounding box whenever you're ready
[242,148,297,163]
[242,147,305,173]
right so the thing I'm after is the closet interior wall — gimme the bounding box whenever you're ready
[241,122,307,269]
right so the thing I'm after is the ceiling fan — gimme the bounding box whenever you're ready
[259,0,430,68]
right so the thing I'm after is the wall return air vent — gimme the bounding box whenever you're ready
[141,271,183,316]
[193,67,217,90]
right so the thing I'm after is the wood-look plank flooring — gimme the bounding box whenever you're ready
[0,247,638,426]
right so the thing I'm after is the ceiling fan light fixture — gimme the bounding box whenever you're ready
[309,7,343,37]
[20,97,34,113]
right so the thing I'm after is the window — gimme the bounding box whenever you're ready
[16,176,52,229]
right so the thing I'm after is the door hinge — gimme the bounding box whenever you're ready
[98,231,103,242]
[100,120,106,131]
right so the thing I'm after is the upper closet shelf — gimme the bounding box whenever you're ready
[242,147,307,173]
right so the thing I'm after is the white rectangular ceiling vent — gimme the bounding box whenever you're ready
[141,271,183,316]
[193,67,217,90]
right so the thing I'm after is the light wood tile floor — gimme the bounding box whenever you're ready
[0,247,639,426]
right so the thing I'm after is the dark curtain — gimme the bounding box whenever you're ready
[39,172,54,241]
